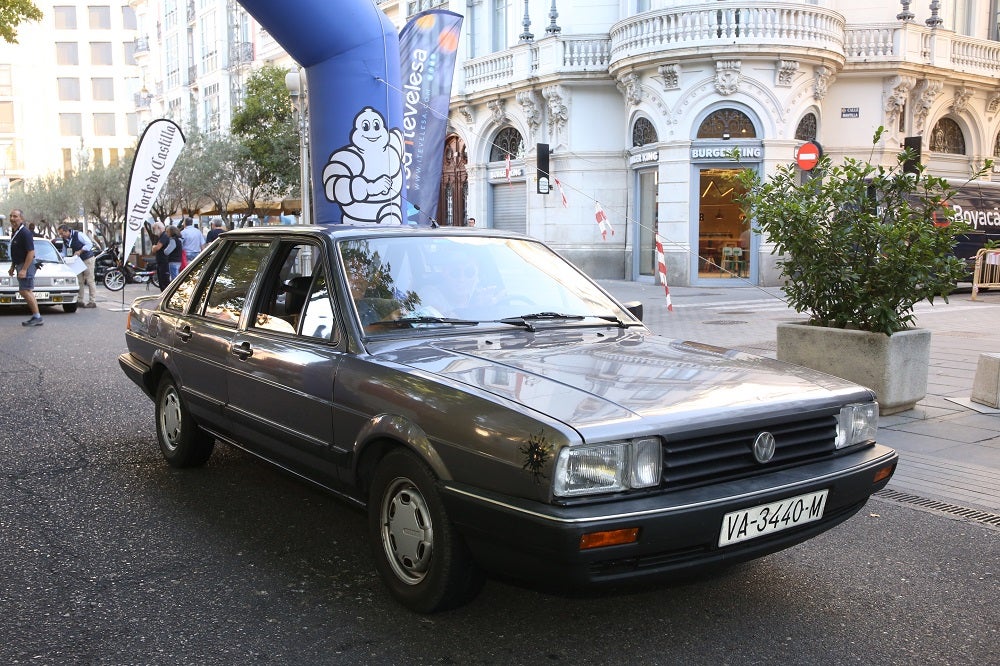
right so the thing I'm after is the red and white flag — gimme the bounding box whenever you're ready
[555,178,568,208]
[655,234,674,312]
[505,152,512,185]
[595,202,614,240]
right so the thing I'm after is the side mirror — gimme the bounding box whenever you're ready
[622,300,643,322]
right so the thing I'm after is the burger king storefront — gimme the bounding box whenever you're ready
[689,141,761,286]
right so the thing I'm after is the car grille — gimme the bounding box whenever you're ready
[663,414,838,487]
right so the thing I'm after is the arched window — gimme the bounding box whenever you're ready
[489,127,524,161]
[795,113,817,141]
[696,108,756,139]
[632,117,658,147]
[929,118,966,154]
[992,131,1000,159]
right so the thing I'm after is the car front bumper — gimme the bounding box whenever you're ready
[442,444,897,589]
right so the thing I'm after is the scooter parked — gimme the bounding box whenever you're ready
[100,245,159,291]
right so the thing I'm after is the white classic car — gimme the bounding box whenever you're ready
[1,235,80,312]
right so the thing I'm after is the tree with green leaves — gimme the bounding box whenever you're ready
[0,0,43,44]
[229,65,299,222]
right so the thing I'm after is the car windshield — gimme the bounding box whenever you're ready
[33,240,63,263]
[337,235,637,334]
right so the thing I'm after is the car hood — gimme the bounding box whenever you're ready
[0,260,75,278]
[371,328,873,433]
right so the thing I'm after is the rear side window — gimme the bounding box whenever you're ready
[164,243,222,312]
[198,241,272,325]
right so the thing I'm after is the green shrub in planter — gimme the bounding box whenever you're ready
[735,127,988,336]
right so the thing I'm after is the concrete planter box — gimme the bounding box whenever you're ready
[776,323,931,416]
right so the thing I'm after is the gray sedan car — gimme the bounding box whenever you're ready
[119,225,897,612]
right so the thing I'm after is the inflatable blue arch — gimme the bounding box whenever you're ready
[237,0,404,225]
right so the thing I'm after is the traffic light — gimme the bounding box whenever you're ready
[903,136,922,174]
[536,143,550,194]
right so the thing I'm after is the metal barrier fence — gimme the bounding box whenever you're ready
[971,248,1000,301]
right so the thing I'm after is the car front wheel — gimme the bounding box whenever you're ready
[368,449,484,613]
[154,376,215,467]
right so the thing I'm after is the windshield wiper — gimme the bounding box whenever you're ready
[370,316,480,328]
[498,312,637,331]
[498,312,585,331]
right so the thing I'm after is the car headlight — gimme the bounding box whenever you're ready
[554,437,662,497]
[0,276,10,287]
[52,277,76,286]
[835,402,879,449]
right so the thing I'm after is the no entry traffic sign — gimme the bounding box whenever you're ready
[795,141,822,170]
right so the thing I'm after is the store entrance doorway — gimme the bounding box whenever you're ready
[696,168,749,281]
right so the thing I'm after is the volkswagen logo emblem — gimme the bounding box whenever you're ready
[753,432,776,464]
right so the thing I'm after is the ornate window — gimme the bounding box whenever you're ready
[795,113,817,141]
[696,109,756,139]
[994,132,1000,158]
[929,118,966,154]
[490,127,524,161]
[632,117,658,147]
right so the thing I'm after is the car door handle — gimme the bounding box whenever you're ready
[231,341,253,360]
[177,324,192,342]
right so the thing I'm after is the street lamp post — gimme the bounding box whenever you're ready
[284,68,311,224]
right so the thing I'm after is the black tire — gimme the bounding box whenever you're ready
[104,268,125,291]
[368,449,484,613]
[63,303,78,313]
[149,273,160,289]
[154,376,215,468]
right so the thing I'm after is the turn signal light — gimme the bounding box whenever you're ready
[873,463,896,484]
[579,527,639,550]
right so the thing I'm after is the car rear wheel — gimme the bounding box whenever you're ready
[104,268,125,291]
[155,376,215,467]
[368,449,484,613]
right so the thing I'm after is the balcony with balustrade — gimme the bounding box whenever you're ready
[458,2,1000,100]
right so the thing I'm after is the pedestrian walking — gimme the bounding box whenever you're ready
[57,224,98,308]
[180,217,204,262]
[8,209,42,326]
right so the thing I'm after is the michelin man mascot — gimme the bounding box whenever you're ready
[322,107,404,225]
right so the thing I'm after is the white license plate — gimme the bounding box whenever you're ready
[719,489,828,547]
[16,292,49,300]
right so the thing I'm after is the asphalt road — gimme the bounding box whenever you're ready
[1,288,997,665]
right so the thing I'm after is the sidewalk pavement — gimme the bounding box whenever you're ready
[599,279,1000,516]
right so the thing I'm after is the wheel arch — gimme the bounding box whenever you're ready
[352,413,449,500]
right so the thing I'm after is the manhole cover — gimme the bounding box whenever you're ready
[703,320,748,326]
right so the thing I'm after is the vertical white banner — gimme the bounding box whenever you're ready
[122,119,185,259]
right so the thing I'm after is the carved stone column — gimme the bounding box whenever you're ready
[516,90,542,141]
[542,85,568,147]
[913,79,943,135]
[884,75,916,131]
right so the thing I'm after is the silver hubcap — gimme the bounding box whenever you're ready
[159,388,182,452]
[107,271,124,289]
[380,478,433,585]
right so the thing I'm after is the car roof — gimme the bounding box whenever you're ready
[218,224,530,243]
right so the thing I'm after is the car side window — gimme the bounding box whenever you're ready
[299,265,339,342]
[200,241,272,325]
[249,241,320,335]
[165,243,222,312]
